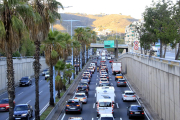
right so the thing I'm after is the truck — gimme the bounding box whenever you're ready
[112,62,121,75]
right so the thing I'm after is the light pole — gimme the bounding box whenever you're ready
[63,20,80,80]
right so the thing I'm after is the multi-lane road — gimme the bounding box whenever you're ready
[0,71,51,120]
[58,59,151,120]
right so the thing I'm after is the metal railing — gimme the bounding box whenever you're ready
[0,56,45,61]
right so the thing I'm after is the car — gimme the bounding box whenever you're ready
[98,114,115,120]
[99,79,109,85]
[88,67,95,73]
[19,76,32,86]
[82,72,91,79]
[68,117,84,120]
[0,98,15,112]
[42,69,49,76]
[122,90,136,102]
[100,72,109,80]
[81,76,90,84]
[76,89,88,97]
[100,70,106,74]
[109,59,114,63]
[86,69,93,76]
[65,99,82,114]
[45,71,50,80]
[74,64,79,67]
[13,104,33,120]
[78,82,89,90]
[117,79,127,87]
[127,105,145,119]
[99,76,108,81]
[73,93,87,104]
[115,74,123,80]
[99,82,111,87]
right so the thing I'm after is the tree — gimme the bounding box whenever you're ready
[0,1,34,119]
[55,60,65,98]
[64,64,74,84]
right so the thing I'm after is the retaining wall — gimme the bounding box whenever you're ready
[119,53,180,120]
[0,57,48,93]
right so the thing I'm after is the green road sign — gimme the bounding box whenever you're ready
[104,40,115,48]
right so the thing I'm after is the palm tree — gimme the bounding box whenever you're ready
[55,60,65,98]
[42,30,65,106]
[0,1,34,119]
[64,64,74,84]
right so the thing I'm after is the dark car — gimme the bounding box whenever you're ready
[109,59,114,63]
[19,76,32,87]
[127,105,145,119]
[76,86,89,97]
[78,82,89,90]
[0,98,15,111]
[13,104,33,120]
[86,70,92,77]
[117,79,127,87]
[65,99,82,114]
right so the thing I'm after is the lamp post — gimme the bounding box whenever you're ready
[63,20,80,80]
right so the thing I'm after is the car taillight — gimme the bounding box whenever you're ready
[117,82,120,83]
[132,95,136,97]
[124,95,127,97]
[124,82,126,83]
[100,81,102,83]
[66,105,69,107]
[83,97,86,99]
[86,89,88,91]
[130,111,133,114]
[142,112,144,114]
[76,105,80,107]
[74,97,78,99]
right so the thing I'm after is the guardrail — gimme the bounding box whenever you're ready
[0,56,45,61]
[122,52,180,66]
[44,59,92,120]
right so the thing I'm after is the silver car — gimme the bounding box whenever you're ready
[122,90,136,102]
[74,93,87,104]
[117,79,127,87]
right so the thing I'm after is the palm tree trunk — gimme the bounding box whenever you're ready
[7,49,15,120]
[49,62,54,106]
[79,55,80,71]
[33,40,41,120]
[68,77,71,84]
[76,57,78,75]
[175,42,180,60]
[163,44,167,58]
[160,40,163,58]
[57,82,60,98]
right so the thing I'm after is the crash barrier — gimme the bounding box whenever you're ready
[119,52,180,120]
[45,59,92,120]
[0,57,48,94]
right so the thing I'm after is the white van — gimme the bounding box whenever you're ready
[98,114,114,120]
[96,99,114,117]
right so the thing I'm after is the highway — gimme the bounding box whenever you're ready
[58,59,150,120]
[0,72,51,120]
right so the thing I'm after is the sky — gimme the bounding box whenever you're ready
[58,0,178,19]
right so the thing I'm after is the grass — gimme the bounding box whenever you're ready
[40,80,73,120]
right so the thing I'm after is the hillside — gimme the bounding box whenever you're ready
[53,13,138,34]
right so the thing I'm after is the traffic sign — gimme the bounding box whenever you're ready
[134,45,139,50]
[134,41,139,45]
[104,40,114,48]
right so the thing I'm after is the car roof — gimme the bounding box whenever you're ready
[124,90,134,93]
[68,99,79,102]
[75,93,85,95]
[98,99,112,102]
[130,104,142,107]
[15,104,28,106]
[100,114,113,117]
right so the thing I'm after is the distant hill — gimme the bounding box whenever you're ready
[53,13,138,34]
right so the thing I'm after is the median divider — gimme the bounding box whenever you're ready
[44,59,92,120]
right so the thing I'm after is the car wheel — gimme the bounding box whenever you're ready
[65,111,68,114]
[129,116,131,119]
[27,115,30,120]
[31,112,33,117]
[79,111,81,114]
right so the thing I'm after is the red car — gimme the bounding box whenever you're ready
[0,98,15,111]
[109,60,114,63]
[74,64,79,67]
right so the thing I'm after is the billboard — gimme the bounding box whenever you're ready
[104,40,115,48]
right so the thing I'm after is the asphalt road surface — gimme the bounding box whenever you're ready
[58,59,150,120]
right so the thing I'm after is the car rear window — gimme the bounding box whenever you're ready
[118,80,125,82]
[101,80,107,81]
[82,77,88,79]
[78,87,87,90]
[0,99,9,104]
[67,102,79,105]
[14,105,28,111]
[99,102,111,107]
[116,74,122,76]
[125,93,135,95]
[101,118,113,120]
[75,95,85,97]
[131,106,143,110]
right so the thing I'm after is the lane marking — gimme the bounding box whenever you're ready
[30,85,35,88]
[115,93,116,97]
[39,91,43,94]
[95,93,96,97]
[18,92,23,96]
[92,118,94,120]
[120,118,122,120]
[96,79,98,81]
[116,103,119,108]
[40,80,43,82]
[26,100,31,104]
[40,102,49,115]
[6,117,9,120]
[96,83,97,85]
[0,92,7,97]
[97,75,98,77]
[61,113,65,120]
[93,103,95,108]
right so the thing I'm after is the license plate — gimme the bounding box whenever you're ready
[15,118,21,120]
[22,84,25,85]
[70,107,76,109]
[0,108,5,110]
[135,112,140,114]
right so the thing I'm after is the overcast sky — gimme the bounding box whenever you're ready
[58,0,178,19]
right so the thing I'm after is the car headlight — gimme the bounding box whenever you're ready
[21,114,27,116]
[13,115,15,117]
[6,106,9,108]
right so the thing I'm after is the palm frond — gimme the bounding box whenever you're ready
[11,15,25,33]
[0,20,6,38]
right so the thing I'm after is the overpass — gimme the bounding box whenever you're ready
[90,43,128,49]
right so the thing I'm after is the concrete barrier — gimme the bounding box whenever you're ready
[119,52,180,120]
[0,57,48,93]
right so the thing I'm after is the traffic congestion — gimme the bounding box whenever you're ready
[60,49,150,120]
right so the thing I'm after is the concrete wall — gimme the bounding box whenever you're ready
[119,53,180,120]
[0,58,48,92]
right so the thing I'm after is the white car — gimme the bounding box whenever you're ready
[45,72,49,80]
[122,90,136,102]
[74,93,87,104]
[88,67,95,73]
[107,56,111,60]
[99,79,109,85]
[98,114,114,120]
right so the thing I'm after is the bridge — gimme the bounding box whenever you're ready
[90,43,128,49]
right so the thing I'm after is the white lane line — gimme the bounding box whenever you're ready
[18,92,23,96]
[97,75,98,77]
[96,79,98,80]
[95,93,96,97]
[26,100,31,104]
[96,83,97,85]
[61,113,65,120]
[0,92,7,97]
[39,91,43,94]
[120,118,122,120]
[116,103,119,108]
[6,117,9,120]
[40,102,49,115]
[93,103,95,108]
[92,118,94,120]
[40,80,43,82]
[30,85,35,88]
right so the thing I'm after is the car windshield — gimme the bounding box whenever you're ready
[101,80,108,81]
[125,93,134,95]
[0,99,9,104]
[21,78,28,81]
[75,95,85,97]
[101,83,109,86]
[14,105,28,111]
[118,80,125,82]
[101,118,113,120]
[67,102,79,105]
[78,87,87,90]
[79,83,87,86]
[99,102,111,107]
[116,74,122,76]
[82,77,88,79]
[131,106,143,110]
